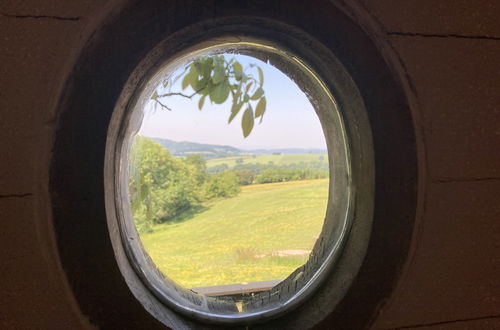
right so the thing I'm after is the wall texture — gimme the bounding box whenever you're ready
[361,1,500,328]
[0,0,498,329]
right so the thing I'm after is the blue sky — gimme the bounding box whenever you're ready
[139,54,327,150]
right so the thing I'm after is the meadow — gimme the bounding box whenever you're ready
[139,178,329,289]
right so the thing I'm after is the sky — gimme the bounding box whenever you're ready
[138,54,327,150]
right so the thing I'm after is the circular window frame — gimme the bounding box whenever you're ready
[105,22,374,327]
[50,2,418,329]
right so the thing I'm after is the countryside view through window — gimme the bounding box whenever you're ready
[128,54,329,293]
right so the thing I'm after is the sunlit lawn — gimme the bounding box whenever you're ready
[139,179,328,288]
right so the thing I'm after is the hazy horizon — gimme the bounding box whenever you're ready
[138,54,327,150]
[139,134,328,151]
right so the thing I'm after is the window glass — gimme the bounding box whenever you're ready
[128,53,329,293]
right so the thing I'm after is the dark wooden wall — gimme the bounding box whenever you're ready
[0,1,498,329]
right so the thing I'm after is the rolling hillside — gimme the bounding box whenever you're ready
[150,137,241,158]
[147,136,327,159]
[139,179,329,288]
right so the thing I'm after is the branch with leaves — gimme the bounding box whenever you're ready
[151,55,267,138]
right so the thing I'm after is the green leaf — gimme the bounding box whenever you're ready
[257,66,264,86]
[233,61,243,81]
[194,61,203,75]
[192,75,208,91]
[200,80,212,96]
[212,62,225,84]
[233,61,243,73]
[209,81,230,104]
[182,66,195,90]
[250,87,264,100]
[241,106,254,138]
[151,91,159,100]
[255,96,266,119]
[201,57,213,79]
[234,91,242,102]
[198,95,206,110]
[228,101,244,123]
[245,82,253,93]
[243,93,250,102]
[234,70,242,81]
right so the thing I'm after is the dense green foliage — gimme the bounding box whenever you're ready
[254,168,328,184]
[129,137,203,232]
[129,137,239,232]
[151,55,267,137]
[207,154,329,184]
[204,171,240,199]
[207,154,329,173]
[233,169,255,185]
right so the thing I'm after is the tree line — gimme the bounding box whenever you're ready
[129,137,328,233]
[129,137,240,233]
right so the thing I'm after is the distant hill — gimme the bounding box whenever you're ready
[247,148,328,155]
[147,137,326,159]
[150,138,243,159]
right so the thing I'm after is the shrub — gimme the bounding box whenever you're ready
[254,168,328,184]
[233,169,255,185]
[207,163,229,174]
[204,171,240,199]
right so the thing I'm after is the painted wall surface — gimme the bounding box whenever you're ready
[0,1,498,329]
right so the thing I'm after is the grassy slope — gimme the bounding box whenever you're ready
[140,179,328,288]
[206,153,327,169]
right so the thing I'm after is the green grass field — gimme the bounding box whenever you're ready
[139,179,329,288]
[206,153,327,169]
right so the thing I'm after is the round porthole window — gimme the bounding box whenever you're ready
[129,51,330,292]
[104,22,375,328]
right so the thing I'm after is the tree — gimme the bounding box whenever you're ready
[184,155,208,186]
[233,169,255,185]
[204,171,240,199]
[129,137,203,232]
[151,55,267,137]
